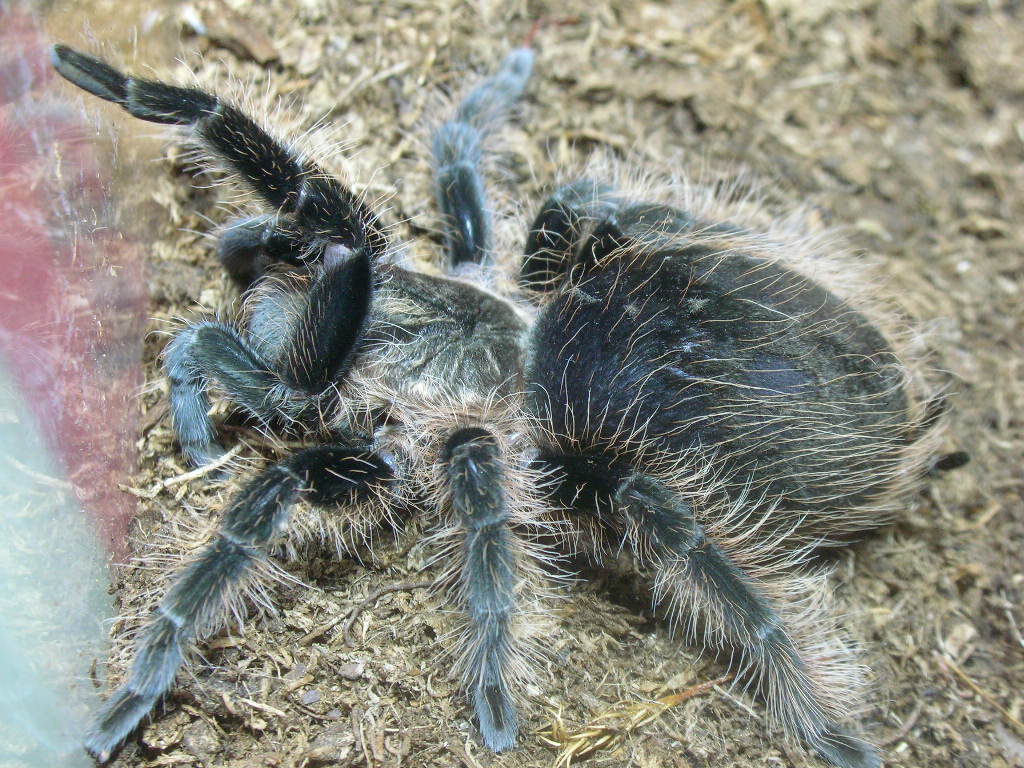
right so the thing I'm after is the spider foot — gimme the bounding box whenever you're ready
[811,728,881,768]
[476,682,518,752]
[181,440,229,473]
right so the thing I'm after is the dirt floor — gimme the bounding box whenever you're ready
[42,0,1023,767]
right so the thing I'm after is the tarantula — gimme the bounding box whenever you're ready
[53,41,944,768]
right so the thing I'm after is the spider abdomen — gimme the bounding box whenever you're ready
[529,242,916,537]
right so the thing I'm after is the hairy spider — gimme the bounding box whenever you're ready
[53,41,945,768]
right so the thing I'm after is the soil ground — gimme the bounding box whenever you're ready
[44,1,1024,767]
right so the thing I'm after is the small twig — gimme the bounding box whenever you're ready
[1004,604,1024,650]
[878,701,924,747]
[282,674,314,693]
[343,580,435,648]
[300,580,435,647]
[714,681,760,719]
[448,739,485,768]
[523,15,582,47]
[289,698,341,721]
[120,444,244,499]
[331,60,412,115]
[939,654,1024,733]
[955,500,1003,531]
[236,695,287,718]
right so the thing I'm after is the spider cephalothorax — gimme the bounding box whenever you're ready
[53,41,946,768]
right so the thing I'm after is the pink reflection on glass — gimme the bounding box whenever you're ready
[0,7,146,561]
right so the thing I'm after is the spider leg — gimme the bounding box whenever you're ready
[523,190,745,291]
[442,427,523,751]
[165,250,372,465]
[615,475,879,768]
[537,453,880,768]
[432,48,533,268]
[51,45,388,257]
[164,321,280,466]
[276,248,373,393]
[612,202,743,241]
[575,203,747,274]
[521,180,620,290]
[85,444,394,762]
[216,215,308,290]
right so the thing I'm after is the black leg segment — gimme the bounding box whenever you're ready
[217,215,310,289]
[521,180,620,291]
[521,187,746,291]
[277,249,373,394]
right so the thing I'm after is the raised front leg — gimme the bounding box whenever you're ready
[51,45,389,258]
[164,250,372,465]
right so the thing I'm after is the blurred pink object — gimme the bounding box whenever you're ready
[0,4,147,560]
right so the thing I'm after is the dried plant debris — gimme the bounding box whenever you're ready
[47,0,1024,767]
[540,676,731,766]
